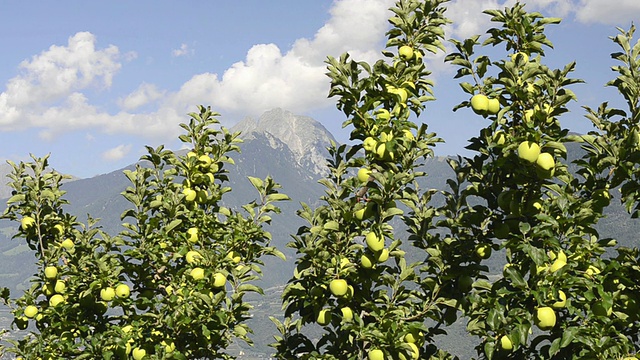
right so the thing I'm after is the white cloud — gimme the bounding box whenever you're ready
[574,0,640,25]
[102,144,132,161]
[172,43,193,57]
[119,83,165,110]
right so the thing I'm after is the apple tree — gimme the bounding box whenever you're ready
[1,105,289,359]
[272,1,461,359]
[444,3,640,359]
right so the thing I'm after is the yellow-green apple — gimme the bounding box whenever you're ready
[49,294,65,307]
[187,227,199,243]
[470,94,489,114]
[60,238,74,249]
[399,45,414,60]
[213,272,226,288]
[182,187,197,202]
[511,52,529,63]
[226,251,241,263]
[358,168,372,183]
[317,308,332,325]
[404,329,423,344]
[341,306,353,322]
[375,108,391,121]
[101,287,116,301]
[368,349,385,360]
[330,279,349,297]
[54,280,66,294]
[186,250,202,264]
[517,141,541,163]
[21,216,35,229]
[492,130,506,146]
[552,290,567,309]
[190,267,205,281]
[361,254,374,269]
[536,153,555,171]
[487,98,500,114]
[366,232,384,252]
[54,224,64,234]
[593,188,611,209]
[535,307,556,330]
[116,284,130,298]
[475,244,492,259]
[363,137,378,152]
[44,266,58,280]
[500,335,513,351]
[375,248,389,262]
[132,347,146,360]
[24,305,38,318]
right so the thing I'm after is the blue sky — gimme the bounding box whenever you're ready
[0,0,639,178]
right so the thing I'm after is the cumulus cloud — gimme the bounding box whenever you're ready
[102,144,132,161]
[119,83,165,111]
[172,43,193,57]
[573,0,640,25]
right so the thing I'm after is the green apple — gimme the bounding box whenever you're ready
[402,129,414,140]
[54,224,64,234]
[198,154,212,168]
[593,188,611,209]
[49,294,65,307]
[186,250,202,264]
[190,267,205,281]
[330,279,348,297]
[183,187,197,202]
[375,248,389,262]
[368,349,385,360]
[459,275,473,291]
[116,284,130,298]
[375,108,391,121]
[213,272,226,288]
[592,301,612,317]
[536,153,555,171]
[361,254,374,269]
[403,342,419,359]
[54,280,66,294]
[552,290,567,309]
[487,98,500,114]
[162,340,175,353]
[42,283,55,296]
[470,94,489,114]
[358,168,372,183]
[226,251,241,263]
[511,52,529,63]
[363,137,378,152]
[500,335,513,351]
[101,287,116,301]
[21,216,35,229]
[494,222,510,239]
[14,316,28,330]
[24,305,38,318]
[132,347,146,360]
[60,238,74,249]
[341,306,353,322]
[187,227,199,243]
[365,232,384,252]
[517,141,541,163]
[475,244,492,259]
[535,307,556,330]
[398,45,414,60]
[44,266,58,280]
[524,109,535,123]
[492,130,506,146]
[404,329,423,344]
[354,208,367,221]
[317,308,332,325]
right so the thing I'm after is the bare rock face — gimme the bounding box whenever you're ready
[231,108,337,177]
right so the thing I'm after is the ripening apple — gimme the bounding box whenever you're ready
[54,280,66,294]
[361,254,374,269]
[492,130,506,146]
[398,45,414,60]
[226,251,241,264]
[212,272,226,288]
[330,279,349,297]
[536,153,555,171]
[487,98,500,114]
[187,227,199,243]
[183,187,197,202]
[49,294,65,307]
[60,238,74,250]
[552,290,567,309]
[54,224,64,234]
[24,305,38,318]
[375,248,389,263]
[366,231,384,252]
[470,94,489,114]
[132,347,146,360]
[500,335,513,351]
[517,141,541,163]
[317,308,332,325]
[101,287,116,301]
[21,216,35,229]
[402,342,419,360]
[186,250,202,264]
[475,244,492,259]
[375,108,391,121]
[44,266,58,280]
[341,306,353,322]
[535,307,556,330]
[368,349,385,360]
[116,284,130,298]
[404,329,423,344]
[363,137,378,152]
[358,168,372,183]
[190,267,205,281]
[511,52,529,63]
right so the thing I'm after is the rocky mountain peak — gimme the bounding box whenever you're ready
[231,108,337,176]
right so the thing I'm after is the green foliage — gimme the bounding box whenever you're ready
[1,105,289,359]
